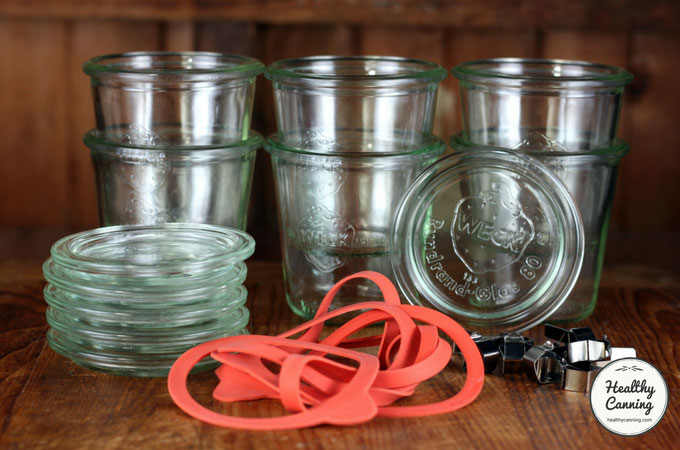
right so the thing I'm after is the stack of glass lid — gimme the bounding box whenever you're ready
[42,223,255,377]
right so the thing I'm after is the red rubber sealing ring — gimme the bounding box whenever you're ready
[167,271,484,430]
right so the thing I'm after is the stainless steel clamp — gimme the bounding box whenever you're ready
[453,325,636,392]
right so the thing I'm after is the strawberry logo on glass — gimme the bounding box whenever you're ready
[450,182,535,274]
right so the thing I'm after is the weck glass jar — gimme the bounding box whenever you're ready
[450,134,628,322]
[85,130,262,230]
[266,55,447,150]
[265,55,448,318]
[266,137,445,318]
[452,58,633,151]
[84,52,263,145]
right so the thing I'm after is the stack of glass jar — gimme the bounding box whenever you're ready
[41,53,266,376]
[264,57,447,318]
[43,224,254,376]
[264,56,633,333]
[82,52,264,228]
[450,59,633,322]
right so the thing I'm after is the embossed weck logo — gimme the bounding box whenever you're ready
[297,205,356,273]
[450,183,535,274]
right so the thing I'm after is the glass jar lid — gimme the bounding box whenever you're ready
[391,148,584,332]
[50,223,255,277]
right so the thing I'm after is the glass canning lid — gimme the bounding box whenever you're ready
[43,284,248,327]
[46,327,247,376]
[46,306,249,349]
[449,133,628,323]
[42,223,255,376]
[391,147,584,333]
[48,223,254,280]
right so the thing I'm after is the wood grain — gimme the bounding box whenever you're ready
[1,1,680,30]
[358,26,452,140]
[0,253,677,449]
[0,18,68,227]
[164,21,195,51]
[0,260,48,436]
[624,31,680,231]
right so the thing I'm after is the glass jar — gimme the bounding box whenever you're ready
[85,130,261,230]
[266,56,446,151]
[84,52,263,145]
[266,137,445,318]
[452,58,632,151]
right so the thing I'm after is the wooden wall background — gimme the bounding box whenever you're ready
[1,0,679,259]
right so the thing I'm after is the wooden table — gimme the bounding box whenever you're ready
[0,232,678,449]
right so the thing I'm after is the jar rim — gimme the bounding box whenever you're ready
[264,134,446,158]
[449,133,630,157]
[83,129,263,152]
[266,55,447,86]
[452,58,633,87]
[83,51,264,80]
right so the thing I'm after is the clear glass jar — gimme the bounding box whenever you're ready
[84,130,262,230]
[450,133,629,322]
[84,52,263,145]
[452,58,633,151]
[266,56,446,151]
[266,137,445,319]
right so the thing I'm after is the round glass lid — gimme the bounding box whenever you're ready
[391,148,584,332]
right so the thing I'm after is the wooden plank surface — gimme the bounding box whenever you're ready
[0,18,68,227]
[0,243,677,448]
[164,21,195,51]
[624,31,680,231]
[0,260,49,436]
[1,0,680,30]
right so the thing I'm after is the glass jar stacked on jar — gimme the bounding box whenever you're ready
[264,57,447,318]
[450,59,633,321]
[40,53,265,376]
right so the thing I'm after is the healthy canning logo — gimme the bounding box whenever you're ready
[590,358,668,436]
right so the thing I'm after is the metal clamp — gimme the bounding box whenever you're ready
[451,332,502,373]
[522,341,563,384]
[456,325,636,393]
[494,333,534,376]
